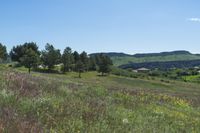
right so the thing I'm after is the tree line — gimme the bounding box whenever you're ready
[0,42,113,77]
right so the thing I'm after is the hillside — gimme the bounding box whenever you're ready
[0,65,200,132]
[91,51,200,66]
[120,59,200,70]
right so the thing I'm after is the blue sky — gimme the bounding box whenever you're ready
[0,0,200,54]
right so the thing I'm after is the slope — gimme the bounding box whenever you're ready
[91,50,200,66]
[0,65,200,132]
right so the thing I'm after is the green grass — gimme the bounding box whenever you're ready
[111,54,200,66]
[184,75,200,83]
[0,65,200,132]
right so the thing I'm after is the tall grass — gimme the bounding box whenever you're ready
[0,69,200,132]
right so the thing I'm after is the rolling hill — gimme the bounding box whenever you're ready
[120,59,200,70]
[91,50,200,66]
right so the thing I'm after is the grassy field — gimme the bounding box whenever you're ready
[0,65,200,132]
[183,75,200,83]
[111,54,200,66]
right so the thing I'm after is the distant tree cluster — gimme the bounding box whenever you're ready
[10,42,40,73]
[8,42,113,77]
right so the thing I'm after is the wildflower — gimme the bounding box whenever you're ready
[122,118,129,124]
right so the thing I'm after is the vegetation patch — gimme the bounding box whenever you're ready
[0,67,200,132]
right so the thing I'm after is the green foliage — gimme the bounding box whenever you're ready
[80,51,89,71]
[73,51,80,63]
[76,60,84,78]
[97,54,113,75]
[0,67,200,132]
[20,48,40,73]
[41,43,61,70]
[111,66,140,78]
[10,42,39,62]
[88,56,97,71]
[183,75,200,83]
[0,43,7,61]
[111,54,200,66]
[8,43,113,75]
[61,47,74,72]
[9,42,40,73]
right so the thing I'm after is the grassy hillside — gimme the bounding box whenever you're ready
[91,51,200,66]
[120,59,200,70]
[111,54,200,66]
[0,65,200,132]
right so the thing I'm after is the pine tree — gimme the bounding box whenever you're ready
[73,51,80,63]
[88,56,97,71]
[76,60,84,78]
[10,42,39,62]
[20,48,40,73]
[62,47,74,72]
[98,54,113,76]
[0,43,7,62]
[41,43,61,70]
[80,51,89,71]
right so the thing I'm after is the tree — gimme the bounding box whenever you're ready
[80,51,89,71]
[20,48,40,73]
[10,42,40,62]
[76,60,84,78]
[73,51,80,63]
[0,43,7,61]
[98,54,113,76]
[94,54,101,66]
[61,47,74,72]
[41,43,61,70]
[88,56,97,71]
[72,51,80,71]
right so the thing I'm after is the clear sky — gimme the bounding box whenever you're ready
[0,0,200,54]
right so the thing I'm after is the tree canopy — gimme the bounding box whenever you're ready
[0,43,7,61]
[97,54,113,76]
[61,47,74,72]
[41,43,61,70]
[80,51,89,71]
[20,48,40,73]
[10,42,39,62]
[6,43,113,76]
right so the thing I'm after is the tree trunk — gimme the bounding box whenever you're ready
[79,71,81,78]
[28,67,31,74]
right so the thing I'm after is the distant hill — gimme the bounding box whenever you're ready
[91,50,200,66]
[90,52,131,57]
[133,50,191,58]
[119,59,200,70]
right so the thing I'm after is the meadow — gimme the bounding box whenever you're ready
[0,65,200,132]
[184,75,200,83]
